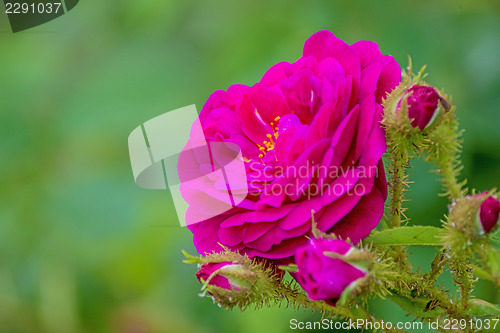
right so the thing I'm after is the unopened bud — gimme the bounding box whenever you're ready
[479,196,500,234]
[401,85,441,130]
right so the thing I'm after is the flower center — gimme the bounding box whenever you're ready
[257,116,280,159]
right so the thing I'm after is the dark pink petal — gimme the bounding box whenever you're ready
[245,236,309,259]
[219,225,244,246]
[260,62,290,87]
[275,125,308,165]
[285,56,318,77]
[340,75,353,117]
[316,146,335,189]
[280,69,322,124]
[247,222,311,253]
[351,40,382,70]
[236,93,274,144]
[263,139,331,206]
[200,85,250,122]
[243,225,282,252]
[220,204,295,227]
[250,83,292,123]
[358,105,386,168]
[330,105,360,167]
[318,168,361,206]
[278,113,302,132]
[317,191,363,232]
[352,41,400,103]
[189,214,226,255]
[303,30,361,109]
[202,107,243,140]
[375,55,401,103]
[243,222,277,243]
[316,57,345,81]
[227,84,252,104]
[330,185,385,243]
[279,197,323,230]
[229,132,261,158]
[354,98,376,160]
[355,62,386,154]
[358,62,382,103]
[306,103,332,147]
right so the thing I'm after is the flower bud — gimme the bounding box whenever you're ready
[294,239,367,306]
[402,85,441,130]
[479,196,500,234]
[196,262,245,290]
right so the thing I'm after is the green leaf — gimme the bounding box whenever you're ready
[388,293,445,318]
[365,226,445,246]
[484,246,500,275]
[490,227,500,248]
[472,264,493,281]
[466,299,500,317]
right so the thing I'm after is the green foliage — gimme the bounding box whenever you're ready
[365,226,444,246]
[388,294,446,318]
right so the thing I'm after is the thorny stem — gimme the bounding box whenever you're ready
[388,147,413,272]
[449,257,474,311]
[435,149,465,201]
[424,250,446,285]
[391,153,407,228]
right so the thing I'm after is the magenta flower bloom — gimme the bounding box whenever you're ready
[404,85,441,130]
[479,196,500,234]
[295,238,367,305]
[196,262,239,290]
[186,30,401,260]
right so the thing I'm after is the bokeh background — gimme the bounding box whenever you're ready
[1,0,500,332]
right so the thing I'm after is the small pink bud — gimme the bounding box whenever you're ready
[404,85,441,130]
[196,261,241,290]
[294,239,367,306]
[479,196,500,234]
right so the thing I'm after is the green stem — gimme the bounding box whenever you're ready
[449,258,473,311]
[390,153,407,228]
[424,250,446,285]
[436,150,465,201]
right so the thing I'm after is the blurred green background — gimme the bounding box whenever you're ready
[1,0,499,332]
